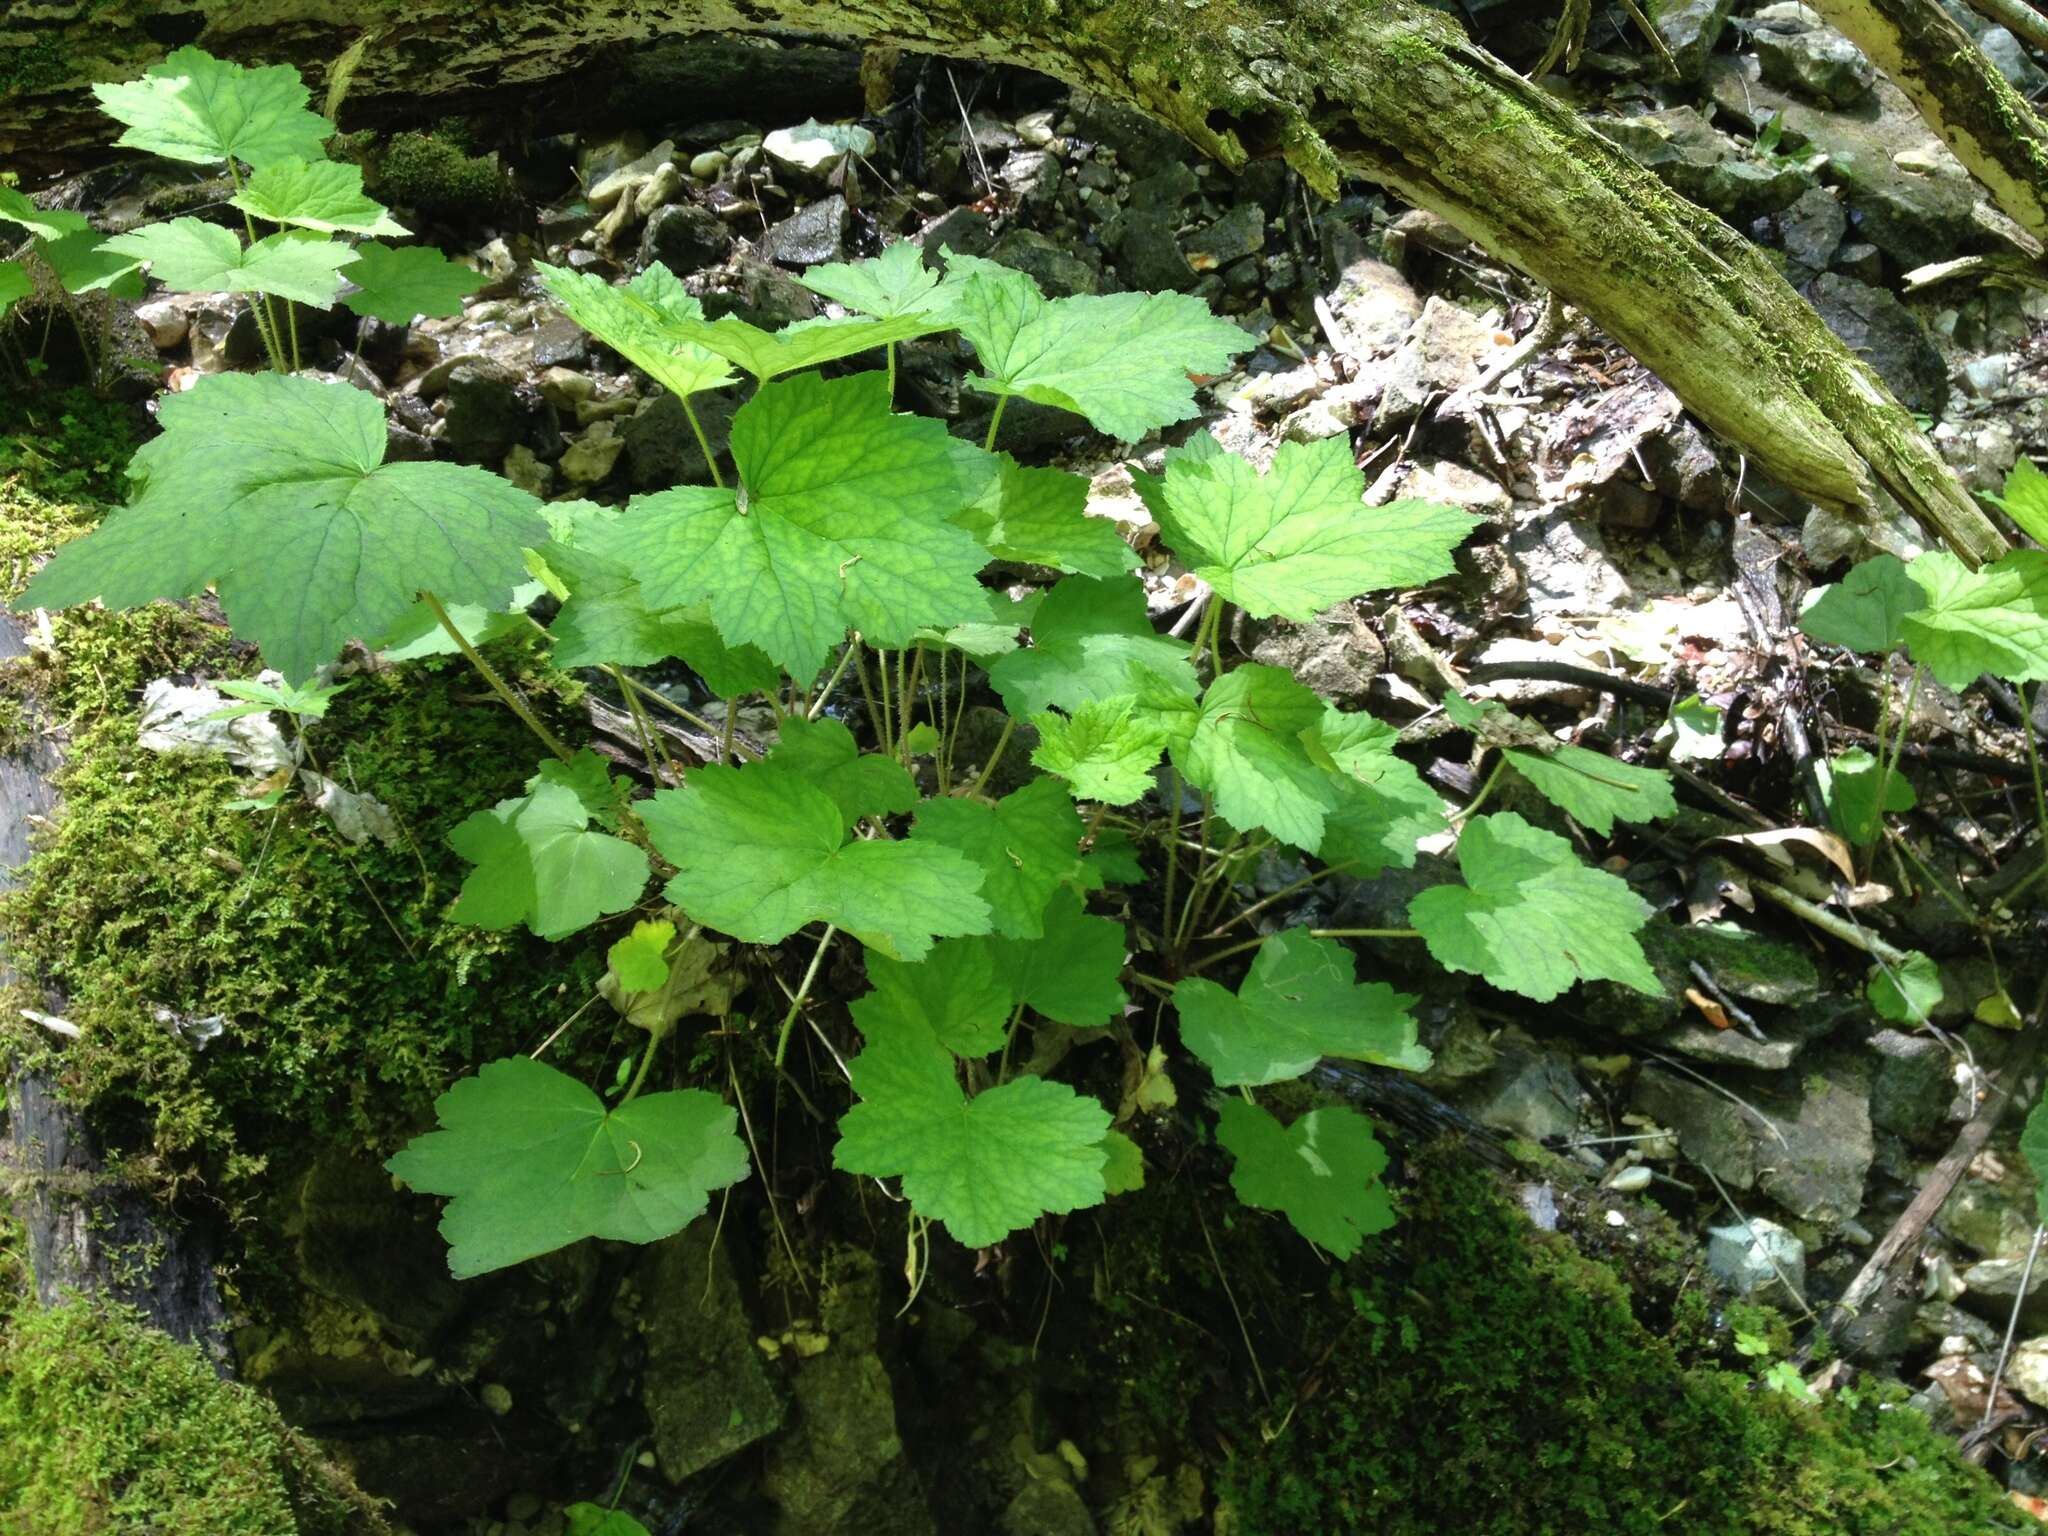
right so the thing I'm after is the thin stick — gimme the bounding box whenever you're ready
[1985,1222,2048,1429]
[1195,1197,1270,1405]
[729,1043,807,1296]
[424,590,574,762]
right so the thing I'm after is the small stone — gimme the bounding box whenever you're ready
[1805,273,1947,417]
[1376,297,1498,426]
[1462,1031,1585,1143]
[500,443,553,497]
[1707,1218,1807,1302]
[1323,257,1423,354]
[1751,21,1878,107]
[760,194,849,267]
[537,366,594,410]
[1961,1256,2048,1335]
[530,317,589,370]
[763,118,876,177]
[1185,203,1265,272]
[689,149,730,181]
[1113,211,1197,293]
[640,201,734,275]
[2006,1338,2048,1409]
[1016,110,1057,148]
[134,296,190,349]
[440,360,530,464]
[988,228,1098,296]
[1240,604,1386,709]
[558,419,624,486]
[479,1382,513,1415]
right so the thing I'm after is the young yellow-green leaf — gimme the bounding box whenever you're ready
[385,1055,748,1279]
[1031,695,1167,804]
[1100,1129,1146,1195]
[0,260,28,318]
[1216,1099,1393,1258]
[536,261,735,400]
[988,887,1129,1027]
[832,1026,1110,1247]
[207,675,349,721]
[912,776,1099,938]
[1658,694,1725,764]
[1868,949,1942,1024]
[1901,549,2048,687]
[0,187,92,243]
[2021,1089,2048,1223]
[800,241,944,318]
[231,156,407,235]
[450,779,650,940]
[642,759,990,960]
[770,715,917,830]
[1817,747,1914,847]
[1501,744,1676,836]
[94,47,334,169]
[944,259,1252,440]
[615,370,992,679]
[341,241,483,322]
[950,446,1138,580]
[565,1504,653,1536]
[1137,434,1474,617]
[13,372,546,682]
[852,938,1014,1058]
[1801,554,1922,655]
[609,919,677,993]
[36,227,145,297]
[376,586,539,662]
[1408,812,1659,1002]
[1175,929,1427,1087]
[101,219,357,306]
[987,576,1198,720]
[1993,455,2048,547]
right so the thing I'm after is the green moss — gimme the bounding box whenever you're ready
[0,1291,384,1535]
[1213,1154,2022,1535]
[367,130,511,221]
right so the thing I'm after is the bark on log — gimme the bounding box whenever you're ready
[0,0,2010,563]
[1811,0,2048,250]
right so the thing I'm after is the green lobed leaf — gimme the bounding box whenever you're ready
[642,755,990,960]
[1215,1099,1393,1258]
[987,575,1198,720]
[1031,695,1168,804]
[1174,929,1428,1087]
[912,776,1101,939]
[852,939,1014,1058]
[2021,1090,2048,1224]
[35,227,145,297]
[385,1055,748,1279]
[1137,434,1474,617]
[565,1505,653,1536]
[800,241,944,318]
[13,372,546,682]
[1798,554,1921,655]
[615,370,992,679]
[944,257,1252,440]
[769,715,918,830]
[0,187,92,243]
[832,1026,1110,1247]
[1992,455,2048,547]
[950,445,1138,580]
[1900,549,2048,687]
[1407,812,1659,1002]
[93,47,334,169]
[0,260,28,318]
[449,778,650,940]
[1100,1130,1146,1195]
[101,218,357,307]
[531,748,632,829]
[230,156,407,235]
[1817,747,1914,848]
[1659,694,1725,765]
[340,241,482,322]
[536,261,736,400]
[609,919,677,993]
[987,886,1129,1027]
[1868,950,1943,1025]
[1501,743,1677,836]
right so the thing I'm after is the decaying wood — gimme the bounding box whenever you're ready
[0,0,2011,562]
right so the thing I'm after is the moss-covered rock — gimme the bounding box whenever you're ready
[363,128,513,222]
[0,1285,385,1534]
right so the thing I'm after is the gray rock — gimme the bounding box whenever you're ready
[1239,604,1386,708]
[295,1152,464,1342]
[2007,1338,2048,1410]
[1832,240,1884,283]
[440,360,530,464]
[1594,107,1813,222]
[1867,1029,1960,1144]
[1940,1177,2037,1259]
[1071,99,1185,177]
[641,201,733,275]
[1324,257,1423,354]
[1377,296,1495,425]
[693,252,820,328]
[640,1224,787,1483]
[1751,21,1878,106]
[1909,1299,2000,1355]
[1832,151,1978,268]
[919,206,995,258]
[1654,0,1740,80]
[762,194,849,267]
[1777,184,1847,274]
[1186,203,1265,272]
[1633,1054,1873,1222]
[1982,26,2048,93]
[999,148,1061,211]
[1002,1476,1096,1536]
[1707,1218,1807,1303]
[187,299,264,372]
[1962,1256,2048,1336]
[624,388,734,489]
[988,228,1099,296]
[1805,273,1947,417]
[1127,161,1199,214]
[558,419,624,486]
[1509,512,1636,618]
[761,1250,934,1536]
[1114,210,1197,293]
[133,295,190,349]
[1462,1030,1585,1143]
[530,316,589,370]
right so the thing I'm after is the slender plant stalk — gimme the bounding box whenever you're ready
[963,717,1015,799]
[2021,689,2048,860]
[1188,926,1422,974]
[423,590,574,763]
[885,341,896,403]
[680,394,725,488]
[875,646,896,757]
[611,664,676,781]
[1451,758,1506,824]
[1871,662,1923,825]
[982,395,1009,452]
[1161,767,1183,960]
[851,639,888,749]
[773,924,838,1070]
[620,1029,662,1104]
[807,640,860,721]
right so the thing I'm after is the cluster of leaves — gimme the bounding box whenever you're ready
[1,48,481,369]
[15,48,1691,1282]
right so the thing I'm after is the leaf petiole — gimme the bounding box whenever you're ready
[423,589,575,764]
